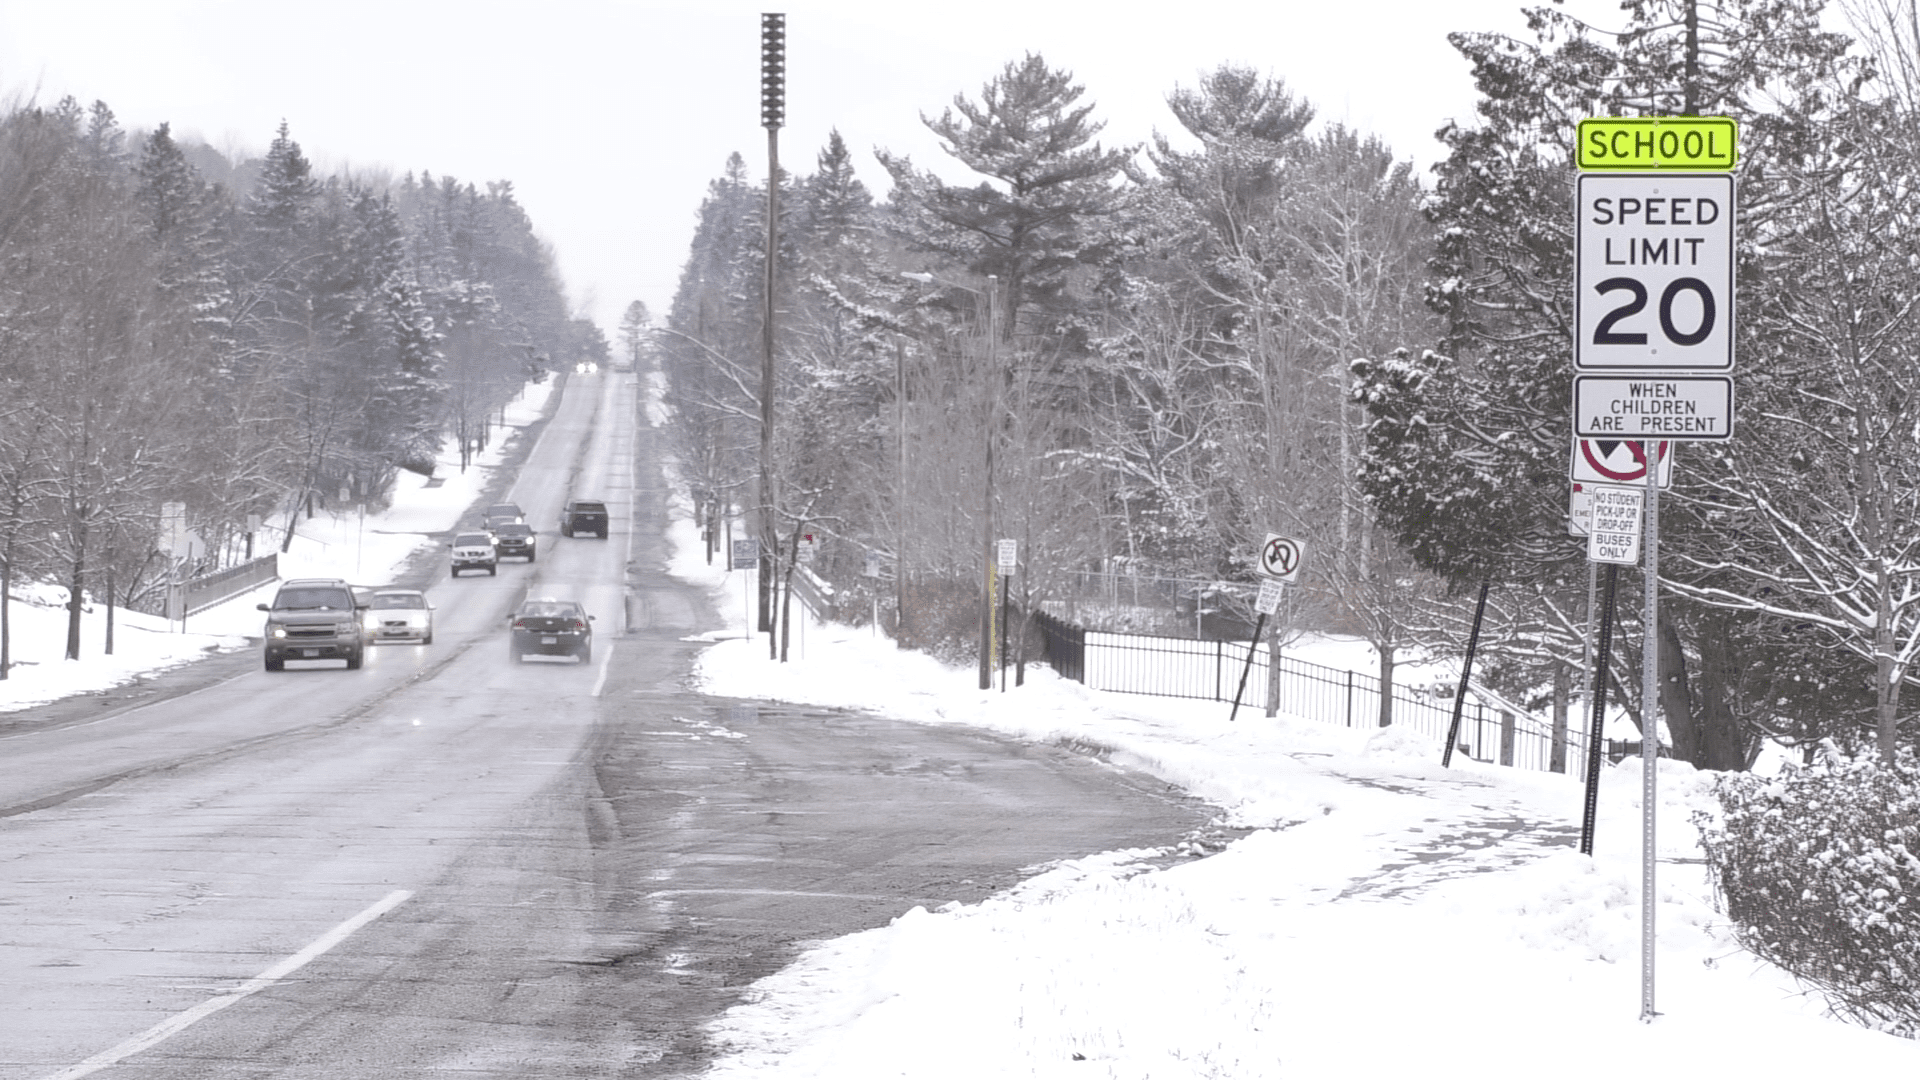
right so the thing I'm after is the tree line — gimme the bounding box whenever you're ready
[0,97,604,669]
[662,0,1920,771]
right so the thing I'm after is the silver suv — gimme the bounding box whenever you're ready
[259,578,367,671]
[451,531,498,576]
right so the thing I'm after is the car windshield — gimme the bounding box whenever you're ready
[572,503,605,513]
[487,505,522,517]
[519,602,581,619]
[371,594,425,610]
[275,588,353,611]
[454,533,492,546]
[496,524,532,537]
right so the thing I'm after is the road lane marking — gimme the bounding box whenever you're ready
[592,641,614,698]
[38,889,413,1080]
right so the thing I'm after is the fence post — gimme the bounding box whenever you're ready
[1264,640,1281,718]
[1500,710,1516,767]
[1345,670,1354,727]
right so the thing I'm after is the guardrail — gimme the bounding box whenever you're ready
[170,554,279,618]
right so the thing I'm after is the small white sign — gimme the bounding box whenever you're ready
[1254,580,1284,615]
[1257,533,1306,581]
[730,537,760,570]
[1569,484,1593,537]
[996,539,1018,572]
[1574,374,1733,441]
[1588,485,1645,565]
[796,532,817,564]
[863,550,882,578]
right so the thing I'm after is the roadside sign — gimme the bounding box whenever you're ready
[171,530,206,561]
[863,550,882,578]
[1257,533,1306,581]
[1574,374,1733,440]
[1570,484,1592,537]
[1587,485,1645,565]
[730,537,760,570]
[1254,580,1284,615]
[1575,173,1734,372]
[1576,117,1738,171]
[996,539,1018,572]
[159,501,186,554]
[1571,437,1672,488]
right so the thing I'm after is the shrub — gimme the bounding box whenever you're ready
[1696,746,1920,1034]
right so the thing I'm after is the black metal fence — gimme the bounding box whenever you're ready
[1035,613,1591,777]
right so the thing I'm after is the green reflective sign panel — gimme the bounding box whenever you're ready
[1578,117,1737,171]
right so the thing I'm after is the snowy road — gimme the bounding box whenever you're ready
[0,371,1212,1079]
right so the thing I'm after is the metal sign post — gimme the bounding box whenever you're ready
[1579,563,1621,854]
[1234,537,1306,723]
[996,540,1016,692]
[1440,581,1492,767]
[1229,581,1285,722]
[1574,114,1738,1026]
[1639,441,1661,1022]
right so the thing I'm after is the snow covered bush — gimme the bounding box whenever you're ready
[1696,748,1920,1034]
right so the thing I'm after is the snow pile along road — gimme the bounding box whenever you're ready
[0,379,554,714]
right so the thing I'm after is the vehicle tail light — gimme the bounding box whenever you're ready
[512,619,527,630]
[572,620,586,631]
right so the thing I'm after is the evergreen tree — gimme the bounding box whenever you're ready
[878,53,1135,337]
[1353,0,1873,768]
[617,299,651,370]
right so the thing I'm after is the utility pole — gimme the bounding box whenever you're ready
[895,336,907,647]
[757,12,785,650]
[977,276,998,690]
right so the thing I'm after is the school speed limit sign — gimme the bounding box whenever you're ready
[1575,173,1734,372]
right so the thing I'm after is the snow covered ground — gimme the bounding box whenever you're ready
[670,531,1919,1075]
[0,378,556,714]
[5,372,1915,1074]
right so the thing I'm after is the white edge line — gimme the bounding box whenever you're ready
[592,640,614,698]
[38,889,413,1080]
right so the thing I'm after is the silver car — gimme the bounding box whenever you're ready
[366,589,434,644]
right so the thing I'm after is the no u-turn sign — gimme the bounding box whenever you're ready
[1257,533,1306,582]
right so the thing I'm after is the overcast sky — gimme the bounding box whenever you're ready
[0,0,1622,339]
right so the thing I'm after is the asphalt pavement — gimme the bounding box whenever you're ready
[0,370,1214,1080]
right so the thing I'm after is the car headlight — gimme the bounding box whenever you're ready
[271,626,286,639]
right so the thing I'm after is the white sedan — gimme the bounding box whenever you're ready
[365,589,434,644]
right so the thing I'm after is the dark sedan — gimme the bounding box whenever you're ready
[508,598,593,663]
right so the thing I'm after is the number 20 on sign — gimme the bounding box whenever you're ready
[1575,173,1734,372]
